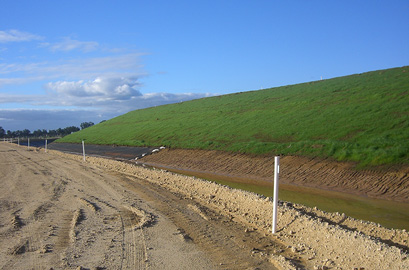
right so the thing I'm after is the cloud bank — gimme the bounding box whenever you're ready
[46,76,142,101]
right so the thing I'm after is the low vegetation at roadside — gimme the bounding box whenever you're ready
[58,66,409,167]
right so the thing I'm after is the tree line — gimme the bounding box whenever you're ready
[0,122,95,138]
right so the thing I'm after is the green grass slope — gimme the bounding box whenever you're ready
[58,66,409,167]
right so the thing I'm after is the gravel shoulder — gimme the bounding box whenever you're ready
[1,142,408,270]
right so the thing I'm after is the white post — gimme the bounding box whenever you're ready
[272,156,280,234]
[82,140,86,161]
[28,138,30,150]
[45,139,48,152]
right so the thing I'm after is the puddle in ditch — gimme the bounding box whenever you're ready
[155,166,409,231]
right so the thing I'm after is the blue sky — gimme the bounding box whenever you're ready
[1,0,408,131]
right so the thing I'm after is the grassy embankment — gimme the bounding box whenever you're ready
[58,66,409,168]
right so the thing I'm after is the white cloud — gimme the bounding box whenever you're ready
[46,76,142,101]
[0,29,43,43]
[43,75,213,110]
[43,37,99,52]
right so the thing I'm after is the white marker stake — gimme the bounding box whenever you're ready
[45,139,48,152]
[82,140,86,161]
[272,156,280,234]
[28,138,30,150]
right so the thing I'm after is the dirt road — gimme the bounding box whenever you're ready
[0,142,286,269]
[1,142,408,270]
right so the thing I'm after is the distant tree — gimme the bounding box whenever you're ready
[48,129,57,137]
[32,129,48,138]
[33,129,42,137]
[63,126,80,136]
[2,125,82,138]
[21,129,31,137]
[80,122,94,130]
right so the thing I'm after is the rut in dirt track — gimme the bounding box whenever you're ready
[113,172,304,270]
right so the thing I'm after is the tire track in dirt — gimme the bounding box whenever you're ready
[42,153,153,269]
[5,222,49,270]
[70,169,157,269]
[55,212,74,251]
[114,172,297,269]
[0,145,66,269]
[72,163,186,269]
[119,206,148,270]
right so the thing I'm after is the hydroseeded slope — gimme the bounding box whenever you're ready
[58,66,409,167]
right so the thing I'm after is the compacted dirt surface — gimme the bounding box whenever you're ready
[1,142,409,270]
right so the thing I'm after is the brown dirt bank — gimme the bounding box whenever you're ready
[140,148,409,203]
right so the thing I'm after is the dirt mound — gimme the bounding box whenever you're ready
[140,148,409,203]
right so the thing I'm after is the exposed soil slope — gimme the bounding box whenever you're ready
[140,148,409,203]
